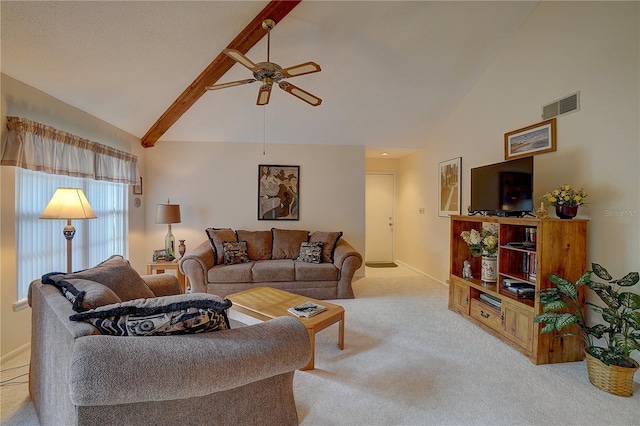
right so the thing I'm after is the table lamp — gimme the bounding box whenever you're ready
[39,188,97,273]
[156,199,181,261]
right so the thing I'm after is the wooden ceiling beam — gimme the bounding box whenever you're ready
[141,0,301,148]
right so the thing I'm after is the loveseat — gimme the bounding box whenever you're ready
[28,255,311,426]
[180,228,363,299]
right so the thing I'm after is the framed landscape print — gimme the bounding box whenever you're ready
[438,157,461,217]
[504,118,556,160]
[258,165,300,220]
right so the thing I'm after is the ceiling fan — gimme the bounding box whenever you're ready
[206,19,322,107]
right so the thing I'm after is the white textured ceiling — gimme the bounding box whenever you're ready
[1,1,538,158]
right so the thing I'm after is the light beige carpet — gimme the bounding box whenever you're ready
[2,265,638,425]
[0,350,33,425]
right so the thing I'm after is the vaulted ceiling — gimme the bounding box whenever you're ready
[1,1,538,157]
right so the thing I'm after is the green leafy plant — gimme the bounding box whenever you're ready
[534,263,640,368]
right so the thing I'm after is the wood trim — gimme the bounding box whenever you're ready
[141,0,302,148]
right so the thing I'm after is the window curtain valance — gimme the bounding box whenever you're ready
[1,116,138,184]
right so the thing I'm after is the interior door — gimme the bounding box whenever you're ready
[365,173,395,263]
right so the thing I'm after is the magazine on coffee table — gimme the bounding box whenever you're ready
[288,301,327,318]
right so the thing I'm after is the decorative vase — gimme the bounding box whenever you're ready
[481,256,498,283]
[585,352,639,397]
[178,240,186,258]
[555,204,579,219]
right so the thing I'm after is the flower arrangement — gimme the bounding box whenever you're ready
[460,227,498,258]
[542,184,587,207]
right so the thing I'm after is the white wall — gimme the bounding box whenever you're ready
[141,141,366,268]
[396,2,639,287]
[0,74,147,358]
[366,158,399,174]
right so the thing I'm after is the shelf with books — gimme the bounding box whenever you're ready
[499,250,537,282]
[497,276,535,308]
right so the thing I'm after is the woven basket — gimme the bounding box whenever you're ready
[585,352,639,397]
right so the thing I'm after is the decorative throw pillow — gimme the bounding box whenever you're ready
[222,241,251,265]
[205,228,237,265]
[296,241,324,264]
[42,255,154,302]
[69,293,232,336]
[236,230,272,260]
[271,228,310,259]
[309,231,343,263]
[41,276,122,312]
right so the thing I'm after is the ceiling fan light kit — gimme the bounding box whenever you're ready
[206,19,322,107]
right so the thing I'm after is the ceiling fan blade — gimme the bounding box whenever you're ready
[278,82,322,107]
[257,84,272,106]
[223,49,260,71]
[281,62,321,78]
[206,79,256,91]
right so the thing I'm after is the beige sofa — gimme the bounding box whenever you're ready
[28,258,311,426]
[180,228,363,299]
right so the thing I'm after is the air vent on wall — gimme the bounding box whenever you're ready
[542,91,580,120]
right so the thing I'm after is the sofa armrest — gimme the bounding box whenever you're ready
[68,316,311,406]
[142,273,182,296]
[179,240,215,293]
[332,239,363,299]
[332,239,362,269]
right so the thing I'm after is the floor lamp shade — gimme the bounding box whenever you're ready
[39,188,97,273]
[156,200,181,261]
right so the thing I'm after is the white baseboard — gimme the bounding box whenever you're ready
[1,342,30,364]
[393,260,449,288]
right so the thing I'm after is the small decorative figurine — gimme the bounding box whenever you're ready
[462,260,473,279]
[536,201,549,219]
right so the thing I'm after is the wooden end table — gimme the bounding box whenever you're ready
[147,261,188,294]
[226,286,345,370]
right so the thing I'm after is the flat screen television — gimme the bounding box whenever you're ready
[470,157,533,216]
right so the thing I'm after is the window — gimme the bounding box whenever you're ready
[15,168,128,301]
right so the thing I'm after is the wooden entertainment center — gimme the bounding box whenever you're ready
[448,215,587,364]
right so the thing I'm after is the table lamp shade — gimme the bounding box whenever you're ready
[156,203,181,224]
[39,188,97,220]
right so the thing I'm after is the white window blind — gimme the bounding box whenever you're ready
[15,168,128,301]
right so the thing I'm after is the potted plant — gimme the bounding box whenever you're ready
[541,184,588,219]
[534,263,640,396]
[460,226,499,282]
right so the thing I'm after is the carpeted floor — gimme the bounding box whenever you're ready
[2,264,638,425]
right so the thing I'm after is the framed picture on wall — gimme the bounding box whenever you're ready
[504,118,556,160]
[133,177,143,195]
[438,157,461,217]
[258,165,300,220]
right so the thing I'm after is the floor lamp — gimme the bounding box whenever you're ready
[40,188,97,273]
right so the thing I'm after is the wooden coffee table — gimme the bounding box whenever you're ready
[227,286,345,370]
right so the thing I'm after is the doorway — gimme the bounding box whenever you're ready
[365,173,395,265]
